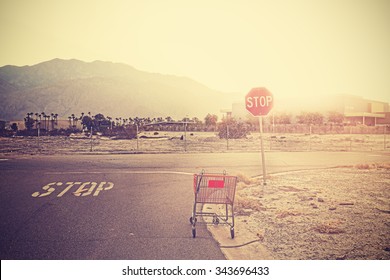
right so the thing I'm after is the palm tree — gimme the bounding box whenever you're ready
[24,112,35,131]
[54,113,58,127]
[71,114,76,130]
[38,113,42,130]
[50,113,55,131]
[44,114,50,131]
[41,113,44,130]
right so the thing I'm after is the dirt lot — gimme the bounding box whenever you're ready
[0,131,389,155]
[209,165,390,260]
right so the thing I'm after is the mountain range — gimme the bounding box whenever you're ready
[0,58,238,120]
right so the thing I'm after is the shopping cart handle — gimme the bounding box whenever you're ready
[196,175,203,193]
[195,170,205,193]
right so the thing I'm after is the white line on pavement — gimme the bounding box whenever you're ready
[44,170,194,176]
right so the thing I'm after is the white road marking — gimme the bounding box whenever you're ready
[32,181,115,198]
[44,170,194,176]
[34,171,193,198]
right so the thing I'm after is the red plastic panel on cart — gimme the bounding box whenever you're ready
[208,180,224,188]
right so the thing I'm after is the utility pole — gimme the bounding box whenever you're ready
[136,123,139,151]
[37,121,40,152]
[259,116,267,186]
[90,126,93,152]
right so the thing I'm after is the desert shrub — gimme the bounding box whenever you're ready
[235,194,264,213]
[355,163,372,170]
[377,163,390,169]
[313,220,345,234]
[355,162,390,170]
[276,210,301,219]
[236,173,253,185]
[111,125,137,139]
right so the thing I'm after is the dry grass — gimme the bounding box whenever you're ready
[235,194,265,213]
[276,210,302,219]
[313,220,345,234]
[355,162,390,170]
[211,161,390,259]
[236,173,253,185]
[1,132,389,155]
[279,185,303,192]
[356,163,376,170]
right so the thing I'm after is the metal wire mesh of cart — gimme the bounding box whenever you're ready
[190,171,238,239]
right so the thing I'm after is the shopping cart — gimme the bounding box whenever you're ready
[189,170,237,239]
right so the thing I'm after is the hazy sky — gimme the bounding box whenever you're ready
[1,0,389,102]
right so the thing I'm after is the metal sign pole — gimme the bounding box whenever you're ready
[245,87,273,189]
[259,116,267,186]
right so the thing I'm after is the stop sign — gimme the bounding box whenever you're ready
[245,87,274,116]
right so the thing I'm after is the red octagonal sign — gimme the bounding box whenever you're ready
[245,87,274,116]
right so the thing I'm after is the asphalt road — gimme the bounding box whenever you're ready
[0,151,389,259]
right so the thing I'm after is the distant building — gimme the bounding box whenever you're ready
[231,103,248,121]
[336,95,389,126]
[228,94,390,126]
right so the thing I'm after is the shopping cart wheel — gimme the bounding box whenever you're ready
[230,227,235,239]
[212,217,220,225]
[192,228,196,238]
[189,217,197,224]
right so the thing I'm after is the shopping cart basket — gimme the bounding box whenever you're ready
[189,170,237,238]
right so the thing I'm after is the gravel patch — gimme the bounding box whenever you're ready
[232,167,390,259]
